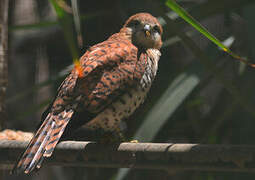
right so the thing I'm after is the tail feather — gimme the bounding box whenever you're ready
[12,110,74,174]
[24,119,56,173]
[14,114,54,173]
[44,111,73,157]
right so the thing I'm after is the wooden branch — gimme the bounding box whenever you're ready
[0,0,9,129]
[1,140,255,172]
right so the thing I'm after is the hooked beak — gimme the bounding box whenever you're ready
[144,24,151,37]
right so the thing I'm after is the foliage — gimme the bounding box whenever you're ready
[6,0,255,179]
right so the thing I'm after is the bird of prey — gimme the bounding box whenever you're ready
[12,12,163,174]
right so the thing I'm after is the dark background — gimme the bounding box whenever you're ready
[4,0,255,179]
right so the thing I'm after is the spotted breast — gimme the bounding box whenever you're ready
[84,48,161,131]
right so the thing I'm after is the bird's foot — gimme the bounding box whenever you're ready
[129,139,139,143]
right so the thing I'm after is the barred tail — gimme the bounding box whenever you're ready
[12,110,74,174]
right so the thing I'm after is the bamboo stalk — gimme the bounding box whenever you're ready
[0,0,9,129]
[1,140,255,172]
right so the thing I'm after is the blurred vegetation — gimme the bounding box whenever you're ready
[5,0,255,179]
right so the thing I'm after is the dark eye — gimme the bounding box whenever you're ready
[153,25,161,33]
[128,20,140,27]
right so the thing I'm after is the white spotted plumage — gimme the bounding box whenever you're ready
[84,48,160,131]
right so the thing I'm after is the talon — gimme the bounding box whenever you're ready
[130,139,139,143]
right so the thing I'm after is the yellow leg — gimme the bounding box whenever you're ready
[129,139,139,143]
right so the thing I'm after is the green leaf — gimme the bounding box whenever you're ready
[49,0,65,18]
[165,0,255,67]
[49,0,79,60]
[71,0,83,48]
[166,0,226,50]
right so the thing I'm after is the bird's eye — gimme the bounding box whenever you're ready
[153,25,161,34]
[128,20,140,27]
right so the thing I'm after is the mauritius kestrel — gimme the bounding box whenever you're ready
[13,12,163,174]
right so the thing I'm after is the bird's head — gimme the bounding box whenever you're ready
[123,13,163,50]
